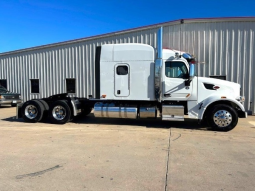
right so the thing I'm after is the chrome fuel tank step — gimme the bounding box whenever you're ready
[162,105,184,121]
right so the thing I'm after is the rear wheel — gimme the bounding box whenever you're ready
[38,100,49,110]
[21,100,44,123]
[37,100,49,121]
[49,100,71,124]
[207,104,238,131]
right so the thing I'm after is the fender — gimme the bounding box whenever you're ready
[198,95,245,119]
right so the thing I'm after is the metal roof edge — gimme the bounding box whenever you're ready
[182,16,255,23]
[1,16,255,56]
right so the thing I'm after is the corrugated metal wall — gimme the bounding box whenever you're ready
[0,19,254,112]
[0,28,158,101]
[163,21,255,112]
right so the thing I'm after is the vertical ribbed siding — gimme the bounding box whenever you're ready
[0,28,158,102]
[163,21,255,111]
[0,21,254,112]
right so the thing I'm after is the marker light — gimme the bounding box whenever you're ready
[190,59,196,64]
[238,96,245,102]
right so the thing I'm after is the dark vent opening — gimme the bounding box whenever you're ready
[203,83,215,90]
[66,79,76,93]
[31,79,40,93]
[95,46,101,99]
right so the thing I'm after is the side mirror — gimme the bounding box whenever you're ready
[189,64,195,79]
[185,64,195,86]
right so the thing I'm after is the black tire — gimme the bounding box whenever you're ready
[37,100,49,121]
[49,100,71,124]
[38,100,49,110]
[207,104,238,131]
[21,100,44,123]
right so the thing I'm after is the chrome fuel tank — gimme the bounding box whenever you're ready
[139,107,157,118]
[94,102,137,119]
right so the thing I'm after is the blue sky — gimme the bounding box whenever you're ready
[0,0,254,53]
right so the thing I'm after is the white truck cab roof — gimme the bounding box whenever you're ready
[101,43,154,62]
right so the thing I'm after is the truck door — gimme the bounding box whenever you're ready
[163,61,192,100]
[114,64,130,97]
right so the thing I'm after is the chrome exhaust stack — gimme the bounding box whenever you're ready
[155,26,163,102]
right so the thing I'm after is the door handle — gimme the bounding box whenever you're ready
[117,90,121,94]
[164,93,171,97]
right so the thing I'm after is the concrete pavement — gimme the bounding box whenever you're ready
[0,106,254,191]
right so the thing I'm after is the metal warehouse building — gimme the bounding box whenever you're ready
[0,17,254,113]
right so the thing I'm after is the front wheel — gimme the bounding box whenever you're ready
[49,100,71,124]
[207,104,238,131]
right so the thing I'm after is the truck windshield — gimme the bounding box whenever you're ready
[165,61,188,78]
[0,85,8,93]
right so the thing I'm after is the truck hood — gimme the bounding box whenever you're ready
[197,77,241,98]
[0,92,20,96]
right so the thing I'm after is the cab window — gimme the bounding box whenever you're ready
[165,61,188,78]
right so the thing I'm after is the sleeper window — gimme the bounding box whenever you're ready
[116,66,128,75]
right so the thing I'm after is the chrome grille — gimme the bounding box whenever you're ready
[4,95,19,99]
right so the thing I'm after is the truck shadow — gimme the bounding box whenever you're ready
[0,106,13,108]
[2,114,207,131]
[72,114,207,130]
[1,117,24,122]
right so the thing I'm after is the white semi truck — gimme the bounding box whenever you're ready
[18,28,247,131]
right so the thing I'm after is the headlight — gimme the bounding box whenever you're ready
[237,96,245,103]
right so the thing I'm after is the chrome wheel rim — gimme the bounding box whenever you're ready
[52,106,66,120]
[213,110,232,127]
[25,105,38,119]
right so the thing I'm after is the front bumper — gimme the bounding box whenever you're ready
[0,99,22,105]
[236,95,247,118]
[238,110,247,118]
